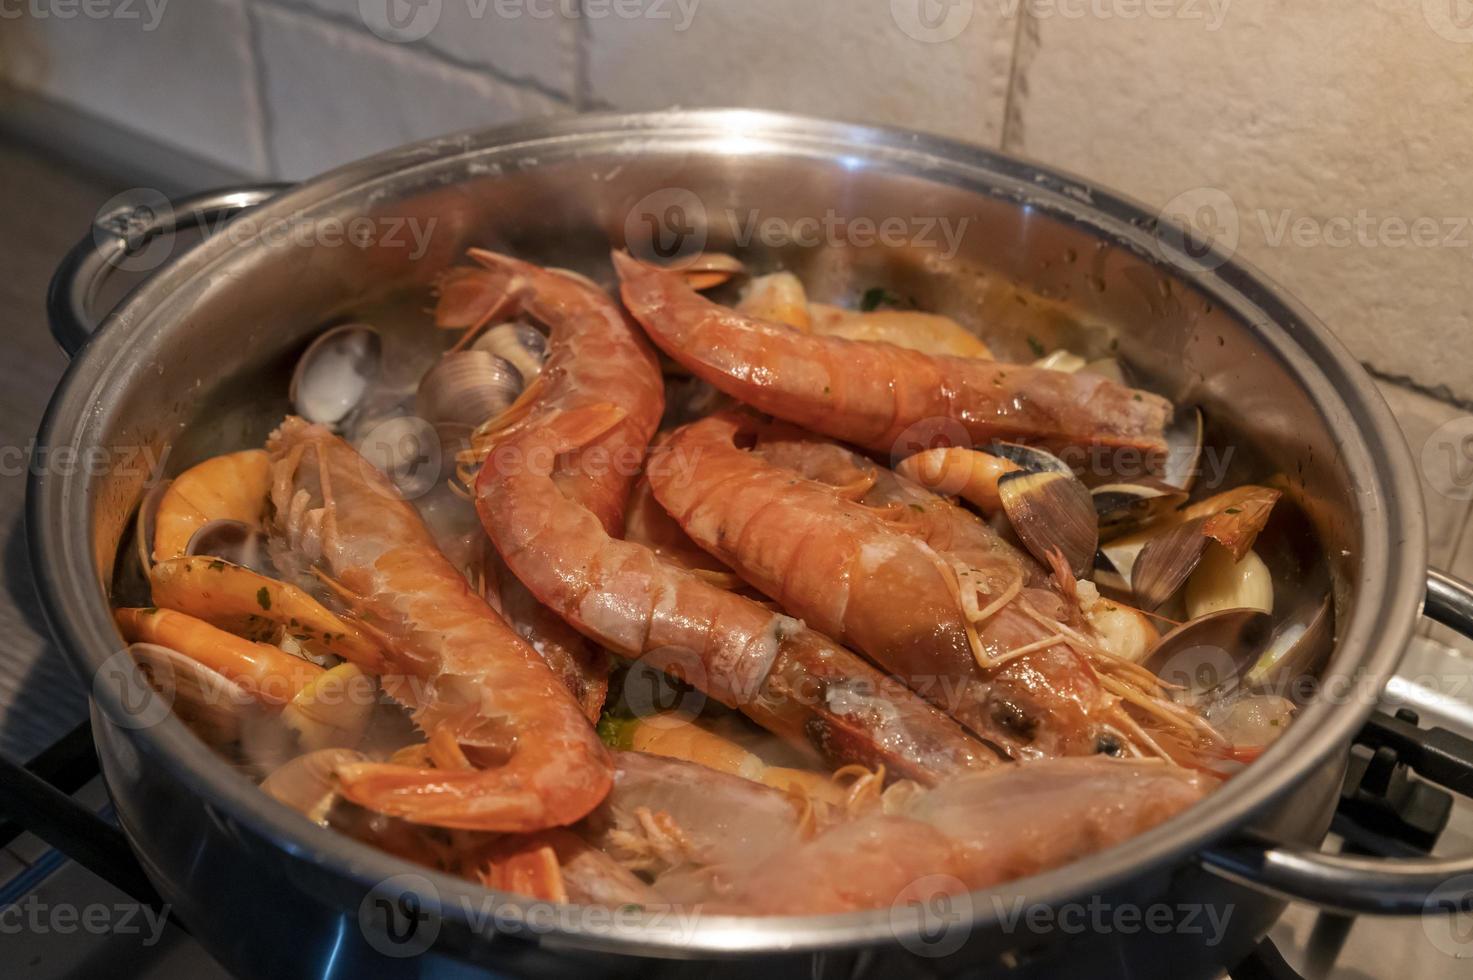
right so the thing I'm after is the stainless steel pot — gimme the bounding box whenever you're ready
[27,110,1473,979]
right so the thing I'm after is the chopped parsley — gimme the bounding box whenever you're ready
[256,587,272,611]
[1026,335,1046,358]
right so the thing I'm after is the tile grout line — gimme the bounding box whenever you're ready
[1365,364,1473,414]
[242,0,284,179]
[998,8,1032,152]
[253,0,576,106]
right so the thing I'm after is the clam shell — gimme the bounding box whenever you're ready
[984,441,1074,476]
[129,642,261,746]
[1143,608,1274,702]
[1161,406,1204,491]
[185,519,273,575]
[290,324,383,428]
[473,322,548,385]
[1092,480,1188,538]
[260,747,367,824]
[998,469,1098,577]
[417,350,524,436]
[133,478,171,576]
[1129,516,1209,609]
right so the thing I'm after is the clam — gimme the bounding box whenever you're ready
[290,324,383,428]
[738,271,811,331]
[152,450,272,563]
[1098,484,1280,607]
[1142,595,1332,710]
[281,663,376,752]
[983,441,1075,476]
[416,350,524,445]
[185,519,272,576]
[1129,517,1210,610]
[133,478,171,574]
[260,748,367,824]
[1242,594,1333,693]
[1143,607,1273,702]
[676,252,747,290]
[472,322,548,386]
[1091,480,1188,538]
[1032,349,1087,373]
[1080,358,1127,384]
[997,468,1098,578]
[129,641,262,747]
[1161,407,1204,491]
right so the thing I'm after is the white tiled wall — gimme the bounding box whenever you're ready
[6,0,1473,639]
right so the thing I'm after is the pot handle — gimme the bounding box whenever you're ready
[1197,570,1473,915]
[46,183,289,357]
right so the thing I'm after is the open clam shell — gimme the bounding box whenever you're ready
[1142,608,1273,703]
[998,469,1098,577]
[290,324,383,428]
[129,641,263,747]
[260,747,367,824]
[185,519,273,576]
[472,322,548,386]
[1092,480,1188,538]
[1129,517,1210,610]
[984,441,1075,476]
[1161,406,1204,492]
[133,478,171,576]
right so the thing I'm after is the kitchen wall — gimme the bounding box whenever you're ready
[4,0,1473,627]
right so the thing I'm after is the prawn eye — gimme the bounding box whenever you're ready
[1095,733,1122,756]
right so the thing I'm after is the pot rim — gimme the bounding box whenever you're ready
[27,108,1427,956]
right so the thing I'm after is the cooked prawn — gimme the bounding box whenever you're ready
[650,412,1204,761]
[715,755,1207,914]
[614,252,1171,459]
[266,417,613,832]
[468,252,994,785]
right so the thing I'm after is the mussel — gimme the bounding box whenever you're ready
[290,324,383,428]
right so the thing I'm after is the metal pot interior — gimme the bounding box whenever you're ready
[33,110,1427,954]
